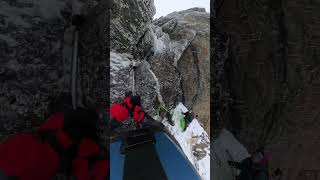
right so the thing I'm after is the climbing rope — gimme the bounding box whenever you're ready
[129,60,173,126]
[130,60,139,96]
[156,106,170,116]
[129,60,140,129]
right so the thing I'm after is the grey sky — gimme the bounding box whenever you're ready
[154,0,210,19]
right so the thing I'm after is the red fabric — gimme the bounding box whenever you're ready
[106,160,109,178]
[73,158,89,180]
[133,106,145,123]
[0,134,59,180]
[38,112,64,132]
[110,104,129,122]
[122,97,133,109]
[91,160,108,180]
[78,138,99,158]
[37,112,73,150]
[55,130,72,149]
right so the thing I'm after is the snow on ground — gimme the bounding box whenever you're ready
[163,103,210,180]
[212,129,251,180]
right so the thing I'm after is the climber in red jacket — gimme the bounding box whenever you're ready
[0,108,109,180]
[109,93,146,128]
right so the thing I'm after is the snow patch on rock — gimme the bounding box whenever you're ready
[146,63,165,106]
[110,51,133,102]
[149,25,170,55]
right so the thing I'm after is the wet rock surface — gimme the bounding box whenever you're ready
[110,0,156,56]
[0,0,70,139]
[0,0,109,142]
[213,0,320,178]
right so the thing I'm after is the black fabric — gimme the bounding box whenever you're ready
[121,129,155,154]
[122,129,167,180]
[63,108,98,144]
[140,115,165,132]
[37,131,75,175]
[123,93,142,109]
[123,143,167,180]
[109,118,123,129]
[230,157,270,180]
[228,161,242,169]
[72,15,86,28]
[129,96,141,107]
[182,111,193,127]
[38,108,100,175]
[231,157,254,180]
[0,170,19,180]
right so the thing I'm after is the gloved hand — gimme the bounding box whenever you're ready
[133,106,145,123]
[0,133,60,180]
[108,94,147,133]
[37,108,103,177]
[72,138,108,180]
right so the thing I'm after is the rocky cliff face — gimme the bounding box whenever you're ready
[155,8,210,133]
[111,4,210,134]
[0,0,70,139]
[110,2,210,179]
[0,0,108,141]
[214,0,320,178]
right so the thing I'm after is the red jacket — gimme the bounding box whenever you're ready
[0,112,108,180]
[110,96,145,123]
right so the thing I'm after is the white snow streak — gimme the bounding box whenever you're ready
[147,63,165,106]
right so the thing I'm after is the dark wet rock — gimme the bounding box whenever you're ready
[0,0,70,138]
[78,1,109,107]
[135,61,158,113]
[0,0,108,141]
[214,0,320,178]
[149,53,183,110]
[110,0,156,56]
